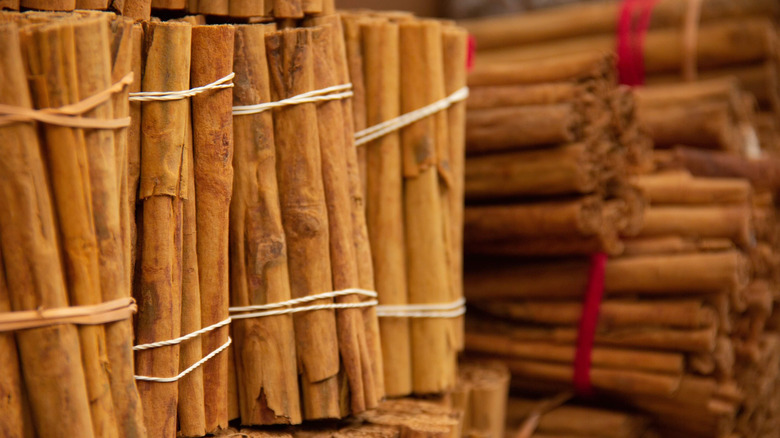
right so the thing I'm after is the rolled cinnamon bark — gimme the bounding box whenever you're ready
[340,13,369,192]
[359,17,411,398]
[0,21,94,438]
[639,205,754,248]
[400,19,457,394]
[231,23,301,426]
[311,23,374,414]
[466,332,684,375]
[229,0,264,17]
[464,251,749,300]
[454,361,510,438]
[265,27,341,420]
[118,0,150,20]
[502,358,680,397]
[18,0,74,9]
[472,299,716,330]
[468,317,718,353]
[135,21,191,438]
[466,104,582,153]
[309,13,385,402]
[151,0,184,9]
[465,142,600,200]
[26,16,119,438]
[190,24,234,433]
[466,230,623,257]
[467,82,585,110]
[0,243,33,438]
[632,171,751,205]
[442,25,468,354]
[273,0,302,19]
[178,106,206,438]
[638,100,743,152]
[468,52,615,87]
[464,196,602,243]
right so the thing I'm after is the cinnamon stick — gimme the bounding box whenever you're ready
[0,242,33,438]
[26,16,119,438]
[265,27,340,420]
[465,142,600,200]
[400,19,456,394]
[466,104,582,153]
[178,104,206,437]
[360,17,412,398]
[135,21,191,438]
[311,22,374,414]
[0,20,94,438]
[190,24,234,433]
[632,171,751,205]
[231,22,302,426]
[464,196,602,242]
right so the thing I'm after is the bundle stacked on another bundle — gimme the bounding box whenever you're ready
[464,51,649,257]
[337,11,469,397]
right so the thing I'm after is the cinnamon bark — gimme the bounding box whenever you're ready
[0,241,33,438]
[135,21,191,438]
[465,142,601,200]
[26,16,119,438]
[464,250,749,301]
[400,19,456,394]
[178,105,206,438]
[311,22,374,414]
[466,104,582,153]
[0,21,94,438]
[265,27,341,420]
[632,171,751,205]
[468,52,614,87]
[190,24,234,433]
[464,197,602,242]
[231,23,301,426]
[639,205,754,248]
[360,17,412,398]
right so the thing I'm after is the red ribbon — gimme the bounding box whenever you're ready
[467,34,477,72]
[573,252,608,396]
[616,0,659,86]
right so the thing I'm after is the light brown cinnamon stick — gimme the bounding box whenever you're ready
[0,21,94,438]
[265,27,340,420]
[231,22,302,426]
[190,24,234,433]
[400,19,456,394]
[135,21,191,438]
[360,17,412,398]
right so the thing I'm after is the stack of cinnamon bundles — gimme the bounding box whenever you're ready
[461,0,780,160]
[338,11,468,398]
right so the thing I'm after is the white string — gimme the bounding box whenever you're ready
[129,72,235,102]
[230,288,378,320]
[228,288,377,313]
[376,298,467,319]
[134,337,232,383]
[232,84,353,116]
[133,317,232,351]
[354,86,469,147]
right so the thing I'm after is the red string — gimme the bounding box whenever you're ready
[573,252,608,396]
[467,34,477,72]
[616,0,659,86]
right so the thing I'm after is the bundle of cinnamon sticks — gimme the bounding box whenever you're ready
[464,51,649,257]
[336,10,468,397]
[0,12,145,438]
